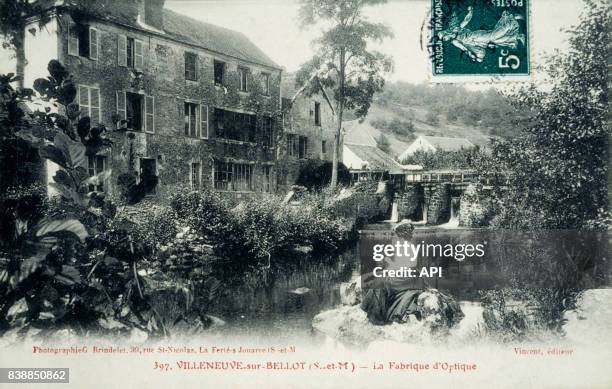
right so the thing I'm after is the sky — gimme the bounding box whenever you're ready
[0,0,586,85]
[164,0,585,83]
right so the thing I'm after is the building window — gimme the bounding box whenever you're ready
[261,73,270,95]
[314,102,321,126]
[185,52,198,81]
[262,116,274,147]
[68,24,98,60]
[214,60,225,85]
[78,85,101,124]
[321,140,327,155]
[184,102,199,138]
[126,37,134,67]
[287,134,308,159]
[191,162,201,189]
[87,155,106,192]
[262,165,272,192]
[238,67,249,92]
[214,161,253,191]
[282,113,291,130]
[299,135,308,158]
[287,134,297,157]
[214,108,256,143]
[116,92,154,133]
[126,92,143,131]
[118,36,143,69]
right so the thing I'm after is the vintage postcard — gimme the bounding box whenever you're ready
[0,0,609,388]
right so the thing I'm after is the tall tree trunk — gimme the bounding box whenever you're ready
[331,49,346,189]
[15,29,25,89]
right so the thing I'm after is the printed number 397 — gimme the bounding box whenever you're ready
[498,49,520,69]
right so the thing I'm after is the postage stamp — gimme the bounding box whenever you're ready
[430,0,530,79]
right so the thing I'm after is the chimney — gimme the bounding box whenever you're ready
[144,0,165,30]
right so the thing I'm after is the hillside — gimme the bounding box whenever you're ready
[345,81,524,158]
[359,103,497,157]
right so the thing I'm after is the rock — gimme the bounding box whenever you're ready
[289,287,311,295]
[393,220,414,239]
[314,288,465,345]
[415,289,464,331]
[339,277,362,306]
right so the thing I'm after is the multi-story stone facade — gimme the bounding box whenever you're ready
[23,0,283,200]
[278,74,336,191]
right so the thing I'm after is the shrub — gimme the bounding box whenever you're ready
[296,160,351,191]
[0,184,48,248]
[168,189,353,277]
[124,202,178,253]
[458,185,495,227]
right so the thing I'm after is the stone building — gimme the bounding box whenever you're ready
[278,73,336,191]
[22,0,283,200]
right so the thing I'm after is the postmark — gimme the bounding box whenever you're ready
[430,0,530,80]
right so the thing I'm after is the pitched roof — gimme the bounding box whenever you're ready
[420,136,475,151]
[161,9,280,69]
[50,1,280,69]
[343,120,378,147]
[345,144,405,173]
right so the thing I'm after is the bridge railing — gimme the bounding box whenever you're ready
[404,170,510,188]
[405,170,477,184]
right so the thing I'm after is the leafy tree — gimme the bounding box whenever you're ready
[488,0,609,230]
[376,133,391,154]
[296,0,393,188]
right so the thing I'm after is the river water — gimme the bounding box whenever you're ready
[209,246,360,342]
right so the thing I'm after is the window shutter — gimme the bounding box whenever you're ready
[145,95,155,133]
[78,85,89,113]
[116,91,126,122]
[68,25,79,56]
[134,40,144,70]
[117,34,127,66]
[200,105,208,139]
[90,87,101,123]
[89,28,99,60]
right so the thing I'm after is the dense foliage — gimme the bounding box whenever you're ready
[476,0,610,339]
[295,160,351,191]
[0,61,170,338]
[169,189,354,280]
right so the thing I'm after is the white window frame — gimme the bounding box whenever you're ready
[117,91,153,132]
[184,101,199,138]
[118,35,127,67]
[185,51,198,81]
[87,155,107,192]
[145,95,155,133]
[238,67,248,92]
[89,27,99,60]
[77,85,101,124]
[261,73,270,95]
[190,161,202,189]
[134,39,144,70]
[68,23,79,56]
[200,105,209,139]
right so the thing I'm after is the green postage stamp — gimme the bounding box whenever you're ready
[431,0,530,80]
